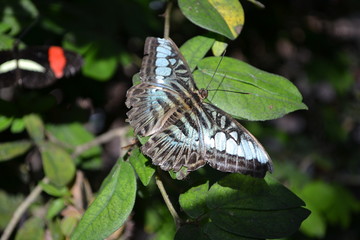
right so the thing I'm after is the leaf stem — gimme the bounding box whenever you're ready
[163,1,173,38]
[0,178,49,240]
[155,173,181,228]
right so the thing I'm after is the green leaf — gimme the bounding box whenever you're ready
[205,174,310,239]
[11,118,25,133]
[40,181,70,197]
[46,123,102,169]
[179,182,209,218]
[48,219,65,240]
[129,147,155,186]
[144,202,176,240]
[19,0,39,18]
[212,40,228,57]
[299,181,360,233]
[179,0,244,40]
[180,36,215,71]
[40,142,76,187]
[299,203,326,238]
[15,217,45,240]
[61,216,78,237]
[175,225,210,240]
[82,43,117,81]
[0,190,23,229]
[0,22,11,34]
[194,57,308,120]
[0,116,13,131]
[0,34,15,50]
[71,160,137,240]
[24,114,45,143]
[46,198,66,219]
[0,140,32,162]
[203,222,257,240]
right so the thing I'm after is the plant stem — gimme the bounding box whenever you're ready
[155,173,181,228]
[1,178,49,240]
[71,126,129,158]
[163,1,173,38]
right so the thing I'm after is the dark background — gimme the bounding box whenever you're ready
[0,0,359,239]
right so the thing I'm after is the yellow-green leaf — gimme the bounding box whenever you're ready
[24,114,44,143]
[0,140,32,162]
[212,40,228,56]
[179,0,244,40]
[40,142,75,187]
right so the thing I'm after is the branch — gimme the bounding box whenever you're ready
[1,178,49,240]
[163,1,173,38]
[71,126,129,159]
[155,173,181,228]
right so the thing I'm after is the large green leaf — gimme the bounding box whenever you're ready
[71,160,136,240]
[180,36,215,71]
[15,217,44,240]
[177,174,310,239]
[129,147,155,186]
[194,57,308,120]
[39,142,76,187]
[179,0,244,40]
[0,190,23,229]
[179,182,209,219]
[0,140,32,162]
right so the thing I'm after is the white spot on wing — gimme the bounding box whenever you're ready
[230,131,238,140]
[156,52,167,58]
[169,58,176,65]
[215,132,226,151]
[237,142,244,158]
[241,136,253,160]
[226,138,237,155]
[155,67,171,76]
[220,115,226,128]
[256,147,269,163]
[155,58,169,67]
[204,136,215,149]
[0,59,45,73]
[157,46,172,56]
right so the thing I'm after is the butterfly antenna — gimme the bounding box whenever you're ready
[209,73,227,102]
[205,49,226,91]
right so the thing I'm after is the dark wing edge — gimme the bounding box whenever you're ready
[202,103,273,178]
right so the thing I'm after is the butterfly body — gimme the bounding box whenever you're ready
[126,37,272,178]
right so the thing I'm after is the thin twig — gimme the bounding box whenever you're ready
[163,1,173,38]
[155,173,181,228]
[71,126,129,159]
[1,178,49,240]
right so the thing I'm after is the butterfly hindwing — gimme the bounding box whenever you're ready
[126,37,273,178]
[202,103,272,177]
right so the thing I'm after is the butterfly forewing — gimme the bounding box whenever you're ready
[126,37,273,178]
[140,37,197,90]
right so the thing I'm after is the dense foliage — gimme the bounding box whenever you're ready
[0,0,359,240]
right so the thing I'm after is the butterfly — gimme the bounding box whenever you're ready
[0,46,83,89]
[126,37,273,179]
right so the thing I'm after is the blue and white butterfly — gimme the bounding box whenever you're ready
[126,37,273,179]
